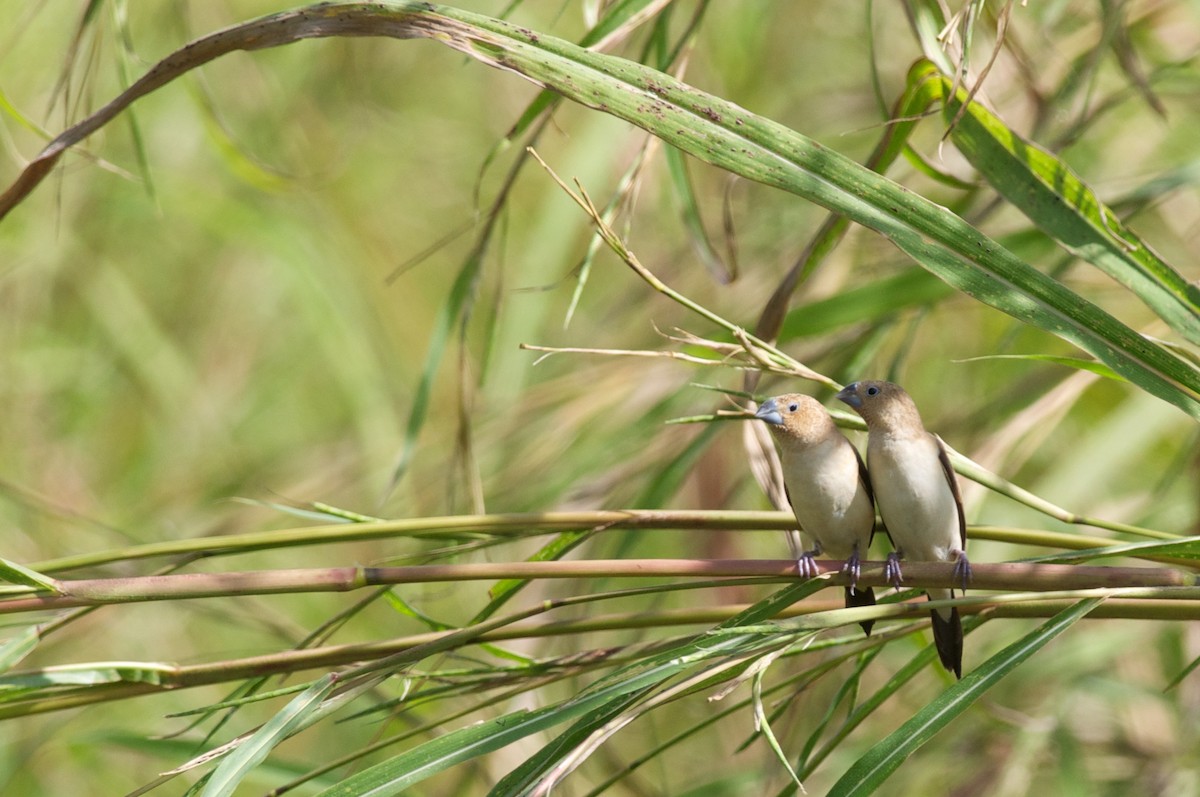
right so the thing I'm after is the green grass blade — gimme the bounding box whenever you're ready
[0,86,52,138]
[201,675,338,797]
[954,354,1125,381]
[666,145,731,283]
[780,269,952,341]
[0,661,171,693]
[0,627,41,674]
[754,47,948,341]
[478,0,670,162]
[312,699,587,797]
[794,625,954,785]
[828,598,1104,797]
[386,248,484,494]
[795,647,880,769]
[111,0,159,208]
[0,557,60,592]
[924,60,1200,346]
[1163,654,1200,693]
[470,529,594,623]
[486,685,658,797]
[1026,535,1200,564]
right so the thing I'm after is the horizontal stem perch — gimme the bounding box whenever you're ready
[3,559,1190,613]
[30,511,1193,574]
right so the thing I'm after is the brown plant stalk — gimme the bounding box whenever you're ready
[4,559,1192,614]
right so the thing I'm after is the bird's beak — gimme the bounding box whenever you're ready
[754,398,783,425]
[835,384,862,408]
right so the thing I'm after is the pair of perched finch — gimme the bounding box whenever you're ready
[756,381,970,678]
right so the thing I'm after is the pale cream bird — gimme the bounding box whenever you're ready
[836,380,970,678]
[755,393,879,635]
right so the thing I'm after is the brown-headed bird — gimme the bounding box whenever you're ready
[835,380,970,678]
[755,393,878,635]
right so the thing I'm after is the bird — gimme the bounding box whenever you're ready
[835,380,970,678]
[755,393,879,635]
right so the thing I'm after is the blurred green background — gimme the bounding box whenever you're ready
[1,1,1198,794]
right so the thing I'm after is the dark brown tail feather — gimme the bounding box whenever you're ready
[929,604,963,678]
[845,586,876,636]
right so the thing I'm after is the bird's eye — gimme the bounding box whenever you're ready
[788,403,798,412]
[866,386,879,396]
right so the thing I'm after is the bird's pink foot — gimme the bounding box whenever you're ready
[884,551,904,590]
[953,552,972,592]
[841,548,863,594]
[796,551,820,579]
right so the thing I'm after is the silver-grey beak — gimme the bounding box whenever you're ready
[835,384,862,408]
[754,398,783,425]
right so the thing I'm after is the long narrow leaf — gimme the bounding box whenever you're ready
[0,558,60,592]
[0,627,41,674]
[828,598,1104,797]
[917,60,1200,345]
[201,675,338,797]
[486,684,658,797]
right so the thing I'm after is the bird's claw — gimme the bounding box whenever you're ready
[884,551,904,590]
[795,551,821,579]
[841,549,862,594]
[953,552,972,592]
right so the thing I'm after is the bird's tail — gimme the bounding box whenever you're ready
[928,590,963,678]
[844,585,876,636]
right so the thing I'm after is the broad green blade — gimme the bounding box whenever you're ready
[794,621,963,785]
[916,60,1200,346]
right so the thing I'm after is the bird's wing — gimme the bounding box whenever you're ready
[853,446,886,547]
[934,434,967,549]
[854,446,874,503]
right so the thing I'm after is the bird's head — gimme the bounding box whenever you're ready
[754,393,835,445]
[835,380,922,431]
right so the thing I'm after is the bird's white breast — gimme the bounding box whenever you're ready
[868,432,961,562]
[779,435,875,559]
